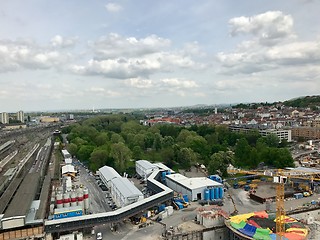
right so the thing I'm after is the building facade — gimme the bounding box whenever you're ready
[165,174,223,201]
[291,127,320,140]
[0,112,9,124]
[17,111,24,123]
[229,125,292,142]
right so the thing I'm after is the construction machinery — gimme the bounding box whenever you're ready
[228,168,320,239]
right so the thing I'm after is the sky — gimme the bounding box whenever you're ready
[0,0,320,112]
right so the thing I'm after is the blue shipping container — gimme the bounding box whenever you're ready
[204,189,210,201]
[214,188,219,199]
[210,188,215,200]
[219,187,224,198]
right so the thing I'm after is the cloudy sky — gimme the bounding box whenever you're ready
[0,0,319,112]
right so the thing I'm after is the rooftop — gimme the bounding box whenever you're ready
[166,174,223,190]
[110,177,143,198]
[98,166,120,182]
[136,160,158,170]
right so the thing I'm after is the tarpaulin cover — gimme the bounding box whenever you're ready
[248,219,262,228]
[253,228,271,240]
[238,223,257,238]
[283,232,306,240]
[230,213,254,223]
[270,234,289,240]
[286,228,308,237]
[254,211,268,218]
[285,222,305,229]
[274,216,297,223]
[248,216,276,231]
[230,220,246,230]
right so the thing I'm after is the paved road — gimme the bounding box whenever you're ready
[77,162,111,213]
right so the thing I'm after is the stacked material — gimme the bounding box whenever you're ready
[229,211,308,240]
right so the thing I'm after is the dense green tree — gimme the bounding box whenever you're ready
[67,143,78,157]
[110,133,125,143]
[205,133,219,145]
[159,147,175,168]
[185,135,209,157]
[132,146,143,160]
[176,148,196,169]
[162,136,174,148]
[153,133,162,150]
[89,149,110,171]
[121,121,142,134]
[246,130,261,146]
[158,124,181,138]
[264,134,280,148]
[70,137,88,149]
[208,151,234,177]
[211,144,228,154]
[110,142,132,173]
[234,138,251,167]
[133,134,145,149]
[77,145,95,162]
[94,132,109,146]
[144,132,155,149]
[176,129,196,143]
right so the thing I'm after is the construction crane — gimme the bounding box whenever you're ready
[228,168,320,239]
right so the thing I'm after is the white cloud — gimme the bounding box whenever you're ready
[71,51,195,79]
[105,3,122,13]
[229,11,295,46]
[124,78,153,88]
[161,78,198,88]
[92,33,171,58]
[0,40,71,72]
[50,35,77,48]
[216,11,320,76]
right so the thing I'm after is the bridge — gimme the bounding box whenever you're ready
[44,170,173,233]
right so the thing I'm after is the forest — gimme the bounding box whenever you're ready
[62,114,294,177]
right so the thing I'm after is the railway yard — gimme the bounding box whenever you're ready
[1,126,320,240]
[0,126,59,239]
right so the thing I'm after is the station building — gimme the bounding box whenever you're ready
[165,174,223,201]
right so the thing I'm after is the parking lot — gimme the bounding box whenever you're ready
[75,161,113,213]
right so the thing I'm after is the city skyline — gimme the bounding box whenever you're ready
[0,0,320,112]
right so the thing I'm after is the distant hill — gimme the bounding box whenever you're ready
[231,95,320,110]
[283,95,320,108]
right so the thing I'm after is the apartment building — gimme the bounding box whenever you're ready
[291,127,320,140]
[229,124,292,142]
[0,112,9,124]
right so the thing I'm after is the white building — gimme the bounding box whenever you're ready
[98,166,120,188]
[109,177,144,207]
[0,112,9,124]
[61,149,71,159]
[62,165,77,178]
[98,166,143,207]
[165,174,223,201]
[152,162,175,173]
[17,110,24,123]
[136,160,159,179]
